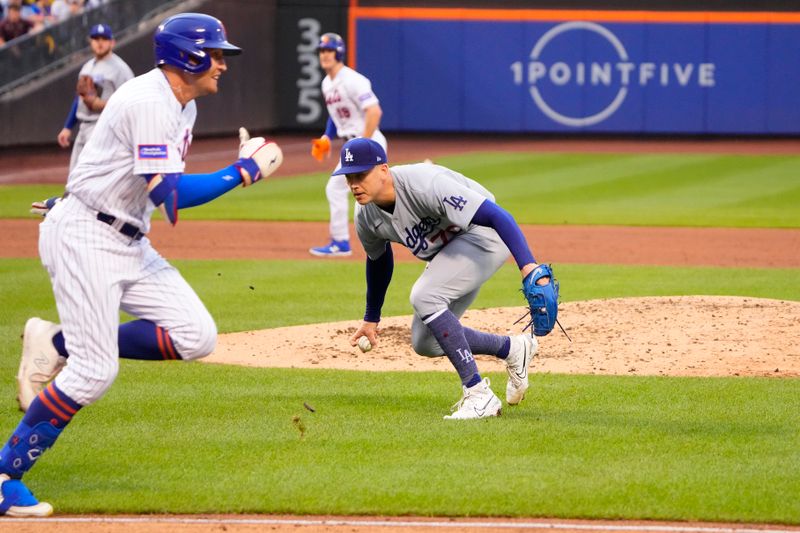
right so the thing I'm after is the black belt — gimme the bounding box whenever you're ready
[96,212,144,241]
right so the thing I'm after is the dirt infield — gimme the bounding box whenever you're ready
[5,516,800,533]
[207,296,800,378]
[2,135,799,532]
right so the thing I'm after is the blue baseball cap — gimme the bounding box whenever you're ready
[89,24,113,39]
[332,138,388,176]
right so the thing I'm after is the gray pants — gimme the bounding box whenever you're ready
[409,227,510,357]
[69,121,96,171]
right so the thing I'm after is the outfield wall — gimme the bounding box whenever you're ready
[349,8,800,134]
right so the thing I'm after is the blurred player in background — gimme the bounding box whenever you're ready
[309,32,385,257]
[57,23,133,171]
[0,13,282,517]
[341,138,556,420]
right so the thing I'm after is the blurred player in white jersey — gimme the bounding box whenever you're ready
[0,13,282,517]
[309,32,385,257]
[57,23,134,171]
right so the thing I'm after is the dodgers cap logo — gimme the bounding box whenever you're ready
[90,23,113,39]
[332,138,388,176]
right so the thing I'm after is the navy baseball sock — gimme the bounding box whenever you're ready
[23,382,81,429]
[424,310,482,388]
[52,320,181,361]
[463,328,510,359]
[117,320,181,360]
[52,331,68,357]
[0,383,79,478]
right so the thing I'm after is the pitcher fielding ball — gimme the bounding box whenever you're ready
[357,335,372,353]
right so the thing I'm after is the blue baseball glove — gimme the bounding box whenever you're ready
[522,264,559,336]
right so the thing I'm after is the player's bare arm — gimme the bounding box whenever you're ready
[362,104,383,138]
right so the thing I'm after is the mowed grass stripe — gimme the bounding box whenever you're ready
[3,259,799,348]
[2,152,798,227]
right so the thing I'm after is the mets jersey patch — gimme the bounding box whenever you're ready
[138,144,168,159]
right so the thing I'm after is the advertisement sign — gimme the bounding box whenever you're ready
[353,9,800,134]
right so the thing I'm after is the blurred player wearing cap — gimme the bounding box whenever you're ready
[57,23,134,171]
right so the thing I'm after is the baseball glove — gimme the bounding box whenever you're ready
[522,264,559,336]
[76,75,99,98]
[310,136,331,162]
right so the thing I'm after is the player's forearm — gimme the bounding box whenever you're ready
[323,117,337,139]
[361,105,382,138]
[364,242,394,322]
[174,164,248,209]
[141,160,257,224]
[471,200,536,271]
[64,98,78,129]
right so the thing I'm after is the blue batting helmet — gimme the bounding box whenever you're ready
[318,32,345,62]
[154,13,242,74]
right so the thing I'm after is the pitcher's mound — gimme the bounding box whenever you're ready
[204,296,800,378]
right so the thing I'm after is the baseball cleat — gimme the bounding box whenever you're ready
[0,474,53,517]
[444,378,502,420]
[17,318,66,413]
[309,239,352,257]
[505,334,538,405]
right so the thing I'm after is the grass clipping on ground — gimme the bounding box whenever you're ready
[204,296,800,378]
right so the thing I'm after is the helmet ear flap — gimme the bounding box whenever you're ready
[155,34,211,74]
[153,13,241,73]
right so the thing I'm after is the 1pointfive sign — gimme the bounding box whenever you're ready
[510,21,716,127]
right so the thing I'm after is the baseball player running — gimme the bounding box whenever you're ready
[0,13,282,517]
[57,23,134,171]
[309,32,385,257]
[340,138,558,420]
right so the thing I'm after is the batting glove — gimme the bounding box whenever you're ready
[237,137,283,187]
[30,196,62,217]
[310,136,331,162]
[238,127,250,150]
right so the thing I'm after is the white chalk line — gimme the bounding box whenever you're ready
[0,516,798,532]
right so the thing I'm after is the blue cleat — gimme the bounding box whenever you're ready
[0,474,53,517]
[309,239,352,257]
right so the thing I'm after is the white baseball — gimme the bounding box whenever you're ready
[357,335,372,353]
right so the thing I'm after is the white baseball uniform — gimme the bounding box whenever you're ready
[70,53,134,170]
[322,66,386,241]
[42,68,216,406]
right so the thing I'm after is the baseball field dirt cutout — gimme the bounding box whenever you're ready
[206,296,800,378]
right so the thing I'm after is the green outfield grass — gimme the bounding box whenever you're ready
[1,258,799,521]
[1,148,798,521]
[4,366,796,522]
[2,151,799,227]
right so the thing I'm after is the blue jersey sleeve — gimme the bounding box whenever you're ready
[364,242,394,322]
[324,117,337,139]
[471,200,536,269]
[63,97,78,129]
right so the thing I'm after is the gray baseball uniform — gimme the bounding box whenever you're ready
[70,53,134,170]
[355,163,510,355]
